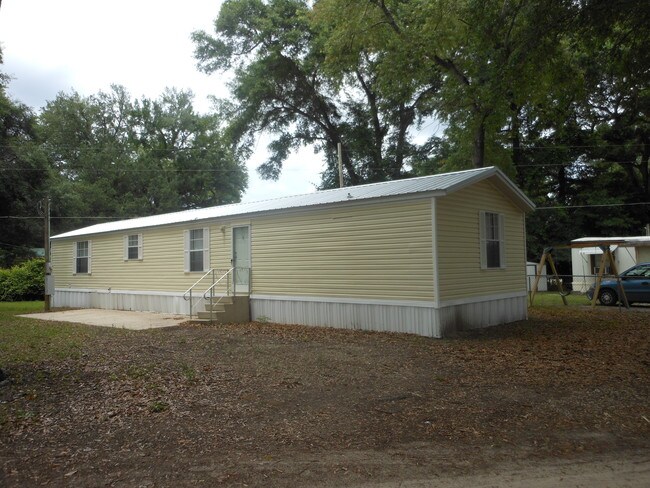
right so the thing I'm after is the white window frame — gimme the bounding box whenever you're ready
[479,211,505,269]
[123,234,143,261]
[184,228,210,273]
[73,240,91,275]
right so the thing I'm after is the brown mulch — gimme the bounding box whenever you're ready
[1,307,649,487]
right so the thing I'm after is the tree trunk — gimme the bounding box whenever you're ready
[393,104,414,179]
[335,141,359,186]
[472,122,486,168]
[511,106,522,166]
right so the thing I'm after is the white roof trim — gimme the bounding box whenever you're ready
[52,166,535,239]
[572,236,650,247]
[579,245,619,255]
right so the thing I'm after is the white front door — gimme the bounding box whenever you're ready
[232,226,250,290]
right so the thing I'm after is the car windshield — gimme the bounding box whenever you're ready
[624,265,650,278]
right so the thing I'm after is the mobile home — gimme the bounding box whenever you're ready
[51,167,535,337]
[571,236,650,292]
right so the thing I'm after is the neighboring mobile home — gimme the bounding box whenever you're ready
[50,167,535,337]
[571,236,650,292]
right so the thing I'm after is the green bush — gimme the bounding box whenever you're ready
[0,258,45,302]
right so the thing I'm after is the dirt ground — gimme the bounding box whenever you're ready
[1,307,649,487]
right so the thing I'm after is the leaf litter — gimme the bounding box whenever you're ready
[0,307,648,486]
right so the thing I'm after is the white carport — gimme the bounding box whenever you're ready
[571,237,650,292]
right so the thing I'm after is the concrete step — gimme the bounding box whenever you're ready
[205,297,233,306]
[194,296,251,324]
[196,310,225,320]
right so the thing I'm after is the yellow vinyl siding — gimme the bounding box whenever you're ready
[249,199,434,300]
[51,199,433,300]
[436,180,526,301]
[51,225,232,292]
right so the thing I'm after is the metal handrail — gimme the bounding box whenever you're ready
[183,266,250,321]
[203,267,234,301]
[183,268,215,301]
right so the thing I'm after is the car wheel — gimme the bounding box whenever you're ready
[599,288,618,306]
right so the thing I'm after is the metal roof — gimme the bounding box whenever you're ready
[572,236,650,247]
[52,166,534,239]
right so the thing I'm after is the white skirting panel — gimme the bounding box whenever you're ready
[251,296,441,337]
[437,295,528,337]
[52,289,190,315]
[251,293,528,338]
[53,289,528,338]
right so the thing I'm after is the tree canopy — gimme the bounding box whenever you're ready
[0,50,49,267]
[1,0,648,270]
[1,57,247,265]
[191,0,649,267]
[40,86,247,233]
[193,0,439,187]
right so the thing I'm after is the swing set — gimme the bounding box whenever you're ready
[529,240,630,308]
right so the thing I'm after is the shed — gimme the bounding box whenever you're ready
[50,166,535,337]
[571,236,650,292]
[526,262,547,292]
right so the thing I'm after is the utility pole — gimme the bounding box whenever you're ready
[337,142,344,188]
[43,197,52,311]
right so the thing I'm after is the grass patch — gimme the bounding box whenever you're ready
[179,362,197,382]
[148,400,169,413]
[0,301,45,315]
[528,291,590,308]
[0,301,104,364]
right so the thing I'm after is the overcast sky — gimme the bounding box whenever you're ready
[0,0,324,203]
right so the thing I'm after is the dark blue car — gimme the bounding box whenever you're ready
[586,262,650,306]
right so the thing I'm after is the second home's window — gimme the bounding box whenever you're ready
[75,240,90,274]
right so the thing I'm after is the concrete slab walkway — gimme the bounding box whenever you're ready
[19,309,189,330]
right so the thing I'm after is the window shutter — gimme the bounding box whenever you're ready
[498,214,506,268]
[203,227,210,271]
[479,211,487,269]
[73,243,77,275]
[183,230,190,272]
[138,234,143,260]
[123,236,128,261]
[87,241,92,274]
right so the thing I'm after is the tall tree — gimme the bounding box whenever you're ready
[575,0,650,205]
[0,50,49,267]
[517,0,650,259]
[193,0,438,187]
[315,0,575,170]
[40,86,248,234]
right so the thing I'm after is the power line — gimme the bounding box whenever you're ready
[0,160,646,173]
[516,161,642,167]
[0,142,644,150]
[0,241,34,249]
[0,216,127,220]
[536,202,650,210]
[0,167,251,172]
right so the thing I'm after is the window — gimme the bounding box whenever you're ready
[479,211,505,269]
[75,240,91,274]
[590,255,611,276]
[184,228,210,272]
[124,234,143,260]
